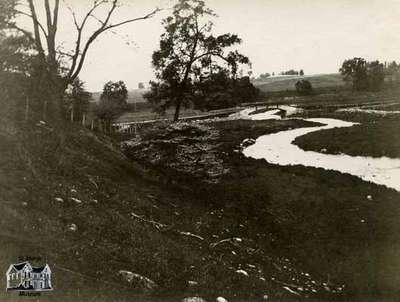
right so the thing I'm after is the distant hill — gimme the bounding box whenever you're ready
[91,88,149,103]
[253,73,345,93]
[90,74,345,102]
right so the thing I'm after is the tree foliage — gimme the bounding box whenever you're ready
[295,79,313,95]
[94,80,128,125]
[144,0,250,121]
[1,0,159,122]
[340,57,385,91]
[64,78,92,122]
[193,70,259,110]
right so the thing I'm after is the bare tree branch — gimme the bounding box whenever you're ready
[26,0,45,58]
[67,0,110,79]
[69,5,160,81]
[104,8,161,31]
[14,9,48,38]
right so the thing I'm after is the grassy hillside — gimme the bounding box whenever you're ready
[253,73,345,93]
[0,115,321,301]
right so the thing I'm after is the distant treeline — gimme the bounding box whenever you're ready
[253,69,305,81]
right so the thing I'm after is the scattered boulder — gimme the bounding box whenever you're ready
[235,269,249,277]
[241,138,256,148]
[187,280,198,287]
[216,297,228,302]
[71,197,82,204]
[68,223,77,231]
[118,270,157,293]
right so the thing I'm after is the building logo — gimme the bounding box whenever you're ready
[6,261,53,292]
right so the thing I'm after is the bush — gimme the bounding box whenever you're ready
[295,79,313,95]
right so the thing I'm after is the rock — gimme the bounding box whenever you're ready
[187,280,198,287]
[70,189,77,193]
[216,297,228,302]
[367,195,372,200]
[262,294,269,300]
[68,223,77,231]
[22,202,28,207]
[71,197,82,204]
[55,197,64,202]
[320,148,327,153]
[182,297,206,302]
[118,270,157,292]
[235,269,249,277]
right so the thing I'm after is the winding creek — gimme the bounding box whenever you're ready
[238,107,400,191]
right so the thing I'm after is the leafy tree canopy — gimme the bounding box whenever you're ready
[295,79,313,95]
[145,0,251,121]
[95,80,128,123]
[340,57,385,91]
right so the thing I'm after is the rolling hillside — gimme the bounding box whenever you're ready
[253,73,345,92]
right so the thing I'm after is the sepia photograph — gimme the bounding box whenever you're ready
[0,0,400,301]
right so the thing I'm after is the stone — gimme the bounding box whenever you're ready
[118,270,157,292]
[68,223,77,231]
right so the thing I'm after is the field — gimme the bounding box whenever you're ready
[253,73,346,93]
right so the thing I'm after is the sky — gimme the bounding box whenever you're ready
[18,0,400,91]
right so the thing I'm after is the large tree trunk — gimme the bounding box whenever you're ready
[173,98,182,122]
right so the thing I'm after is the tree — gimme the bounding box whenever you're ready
[295,79,313,95]
[340,58,385,91]
[64,78,92,123]
[340,58,368,91]
[94,80,128,130]
[385,61,400,85]
[3,0,159,121]
[0,0,36,120]
[367,61,385,91]
[299,69,304,76]
[145,0,250,121]
[193,70,259,110]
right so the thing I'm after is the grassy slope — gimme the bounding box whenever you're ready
[0,119,213,302]
[1,117,326,301]
[253,74,345,92]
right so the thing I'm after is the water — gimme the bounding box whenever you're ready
[242,114,400,191]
